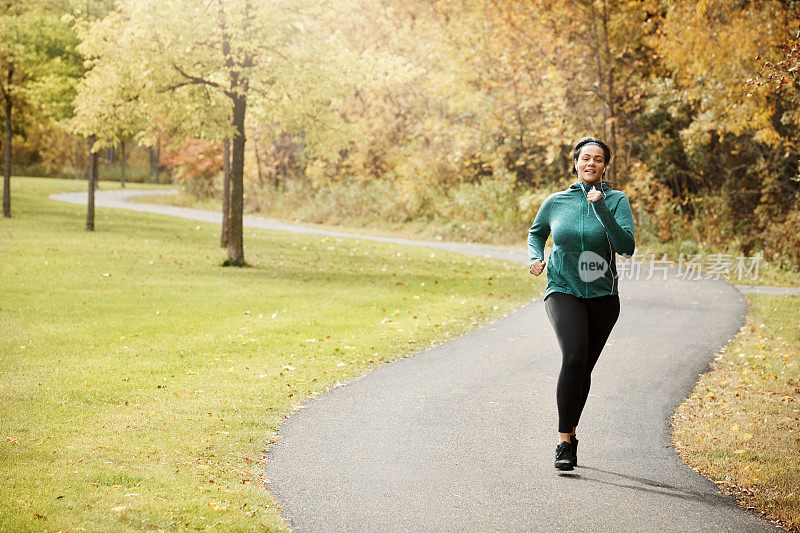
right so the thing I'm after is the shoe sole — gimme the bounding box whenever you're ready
[554,460,574,471]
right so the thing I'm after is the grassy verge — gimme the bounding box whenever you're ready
[672,294,800,531]
[1,177,539,531]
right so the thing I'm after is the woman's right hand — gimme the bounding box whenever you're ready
[530,259,546,276]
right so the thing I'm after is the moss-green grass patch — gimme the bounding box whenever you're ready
[673,294,800,531]
[1,177,540,531]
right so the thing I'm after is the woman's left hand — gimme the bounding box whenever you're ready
[586,186,602,203]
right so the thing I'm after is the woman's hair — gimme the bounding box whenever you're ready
[571,137,612,176]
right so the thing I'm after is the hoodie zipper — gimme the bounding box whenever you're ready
[579,189,587,297]
[578,182,617,297]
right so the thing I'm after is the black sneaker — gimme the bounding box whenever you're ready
[554,441,573,471]
[570,436,579,467]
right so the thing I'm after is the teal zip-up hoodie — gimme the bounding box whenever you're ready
[527,181,635,299]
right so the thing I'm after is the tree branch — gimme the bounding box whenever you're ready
[171,63,231,97]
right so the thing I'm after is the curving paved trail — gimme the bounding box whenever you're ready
[52,190,780,532]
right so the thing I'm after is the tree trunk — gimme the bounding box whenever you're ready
[86,135,98,231]
[74,137,84,179]
[601,0,617,182]
[226,95,246,266]
[3,85,11,218]
[149,144,160,184]
[221,138,231,247]
[120,140,126,188]
[253,128,266,188]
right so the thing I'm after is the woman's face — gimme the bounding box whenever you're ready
[574,144,606,185]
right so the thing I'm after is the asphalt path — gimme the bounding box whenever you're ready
[52,189,781,532]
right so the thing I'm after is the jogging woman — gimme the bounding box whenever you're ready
[527,137,635,471]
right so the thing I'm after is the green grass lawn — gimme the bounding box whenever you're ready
[673,294,800,530]
[0,177,540,531]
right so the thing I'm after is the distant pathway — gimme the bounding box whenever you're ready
[52,189,782,532]
[736,285,800,296]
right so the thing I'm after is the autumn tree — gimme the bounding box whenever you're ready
[74,0,412,265]
[653,0,800,262]
[747,6,800,154]
[330,0,662,194]
[0,0,82,217]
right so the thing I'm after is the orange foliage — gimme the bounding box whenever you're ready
[162,139,223,197]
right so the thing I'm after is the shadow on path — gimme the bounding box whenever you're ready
[565,466,739,508]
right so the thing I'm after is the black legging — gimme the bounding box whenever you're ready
[544,292,620,433]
